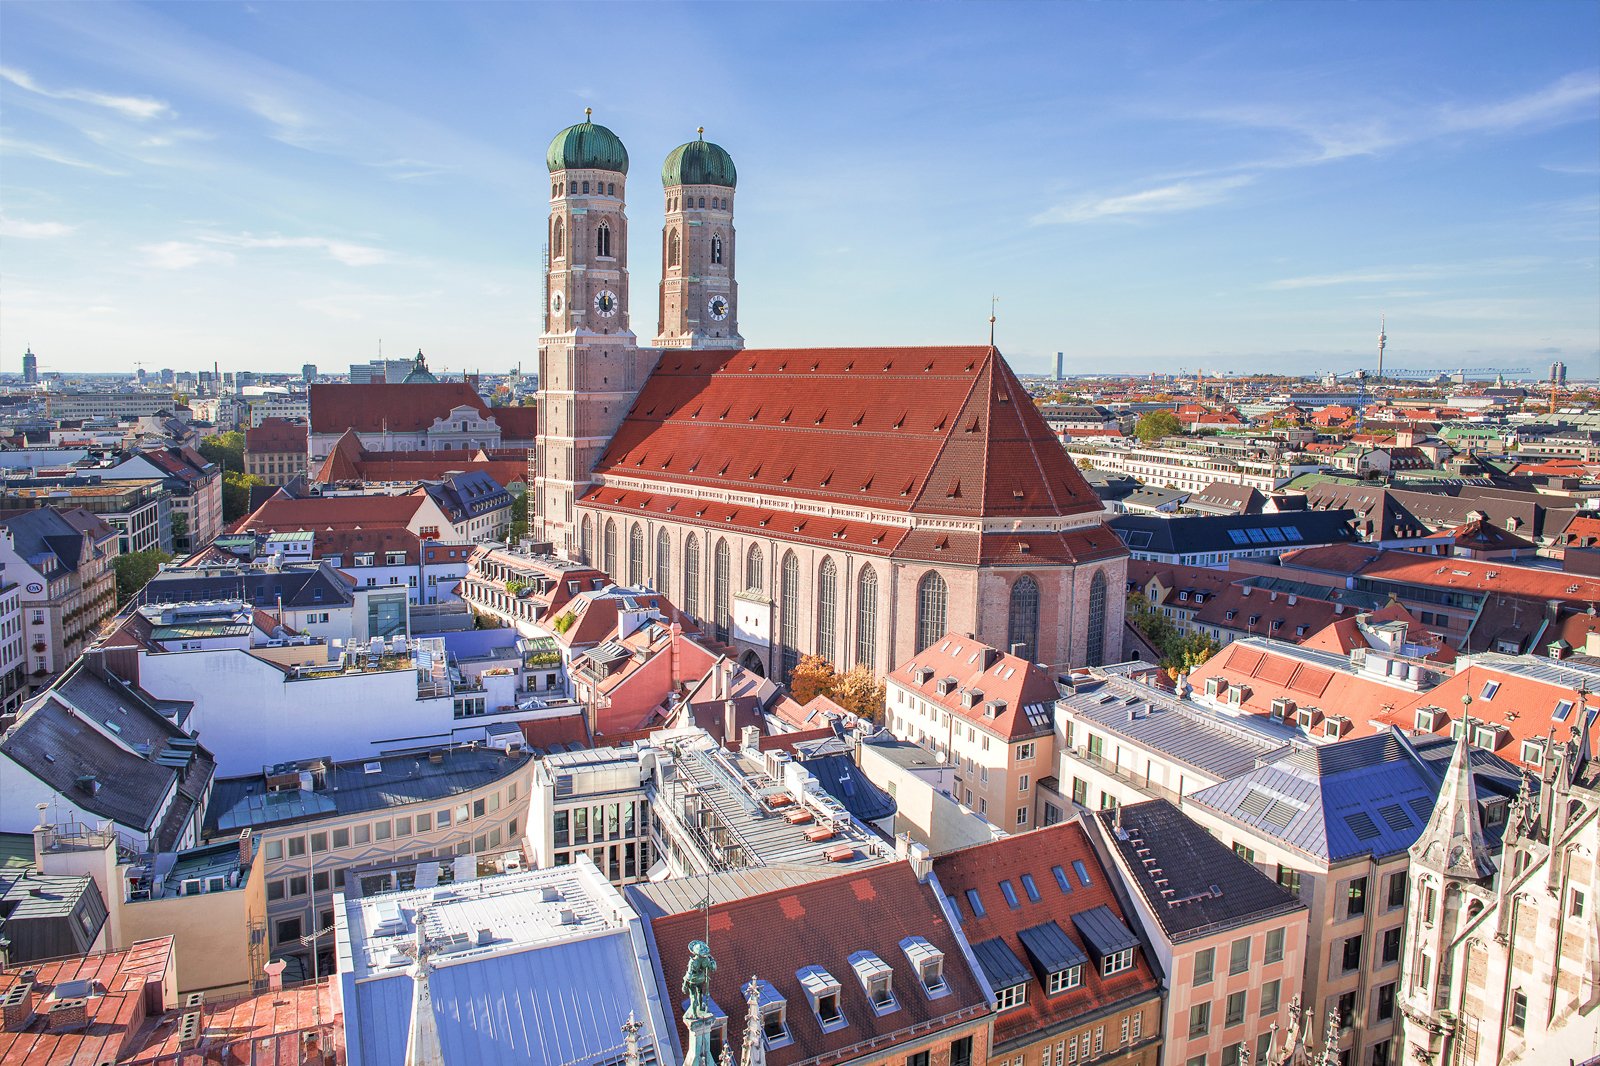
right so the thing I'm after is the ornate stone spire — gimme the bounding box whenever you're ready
[403,908,444,1066]
[1412,695,1496,881]
[741,974,766,1066]
[622,1012,643,1066]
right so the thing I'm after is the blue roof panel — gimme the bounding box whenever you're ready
[971,936,1030,991]
[1017,920,1088,975]
[1071,905,1141,957]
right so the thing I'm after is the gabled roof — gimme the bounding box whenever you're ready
[596,347,1102,520]
[1098,800,1304,942]
[309,382,496,434]
[236,492,426,533]
[888,633,1057,741]
[651,863,987,1066]
[245,417,308,452]
[933,823,1161,1049]
[1110,511,1362,557]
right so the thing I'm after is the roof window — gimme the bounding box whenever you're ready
[965,888,986,918]
[900,936,950,998]
[797,966,846,1032]
[1480,680,1500,700]
[744,979,791,1048]
[1051,864,1074,893]
[848,951,898,1016]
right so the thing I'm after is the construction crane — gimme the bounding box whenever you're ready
[1387,366,1530,378]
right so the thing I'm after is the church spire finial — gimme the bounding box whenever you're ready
[585,106,593,121]
[989,295,999,347]
[698,126,705,139]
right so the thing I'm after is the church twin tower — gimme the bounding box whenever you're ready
[534,112,743,556]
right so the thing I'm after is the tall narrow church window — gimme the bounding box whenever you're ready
[579,515,592,565]
[655,529,671,593]
[1086,571,1107,667]
[711,235,723,265]
[597,221,611,258]
[1008,576,1040,664]
[683,534,700,618]
[745,545,764,593]
[667,228,681,269]
[780,551,800,679]
[698,197,705,208]
[713,539,731,643]
[553,217,565,259]
[856,566,878,670]
[603,519,618,577]
[916,571,947,653]
[607,182,615,195]
[627,523,644,585]
[816,557,837,662]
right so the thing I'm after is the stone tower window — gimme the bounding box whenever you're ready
[916,571,947,653]
[553,217,565,259]
[582,181,589,193]
[597,221,612,258]
[711,235,723,265]
[698,196,706,208]
[607,182,615,195]
[668,228,681,269]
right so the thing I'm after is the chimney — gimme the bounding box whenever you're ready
[907,841,933,883]
[237,828,254,869]
[263,959,287,993]
[741,725,761,754]
[1,983,34,1033]
[32,805,51,867]
[724,698,739,747]
[45,998,88,1031]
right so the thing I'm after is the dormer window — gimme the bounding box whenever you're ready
[900,937,950,998]
[1102,948,1136,976]
[995,983,1026,1011]
[744,980,791,1048]
[797,966,846,1032]
[848,951,898,1015]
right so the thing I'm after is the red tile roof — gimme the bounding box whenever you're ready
[596,347,1101,520]
[651,862,989,1066]
[518,712,591,752]
[236,491,425,533]
[312,428,527,487]
[308,382,537,440]
[1387,659,1598,768]
[1191,585,1347,642]
[933,824,1162,1050]
[0,937,174,1066]
[244,417,308,452]
[888,633,1058,741]
[126,980,339,1064]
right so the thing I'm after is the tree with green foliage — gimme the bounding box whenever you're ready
[222,471,267,522]
[1134,410,1182,444]
[114,548,173,606]
[198,430,245,474]
[1125,592,1221,675]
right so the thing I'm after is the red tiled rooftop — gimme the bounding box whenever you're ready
[237,492,425,533]
[0,937,174,1066]
[889,633,1058,741]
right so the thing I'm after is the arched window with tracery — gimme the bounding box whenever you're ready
[745,545,764,593]
[713,539,731,642]
[780,551,800,679]
[597,221,612,258]
[855,566,878,670]
[579,514,592,565]
[1008,575,1040,663]
[553,217,565,259]
[603,519,617,577]
[682,534,700,618]
[667,228,680,269]
[1086,571,1107,667]
[816,557,837,662]
[916,571,947,653]
[655,529,671,593]
[711,235,723,265]
[627,524,643,585]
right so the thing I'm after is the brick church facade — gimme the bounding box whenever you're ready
[533,114,1126,678]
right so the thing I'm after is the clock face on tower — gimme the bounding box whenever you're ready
[707,296,730,322]
[550,291,564,316]
[594,290,619,317]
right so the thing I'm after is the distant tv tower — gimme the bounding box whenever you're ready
[1376,314,1386,380]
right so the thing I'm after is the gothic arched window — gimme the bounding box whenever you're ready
[1086,571,1107,667]
[916,571,947,653]
[579,514,592,565]
[711,235,723,265]
[683,534,700,618]
[713,539,731,642]
[1008,575,1040,663]
[780,551,800,679]
[553,217,565,259]
[607,182,615,195]
[597,221,612,258]
[855,565,878,670]
[816,557,837,662]
[627,523,643,585]
[746,544,764,593]
[667,228,681,269]
[603,519,617,577]
[655,529,671,593]
[698,197,705,208]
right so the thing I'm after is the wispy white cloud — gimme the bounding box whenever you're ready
[1033,175,1254,225]
[0,65,170,120]
[140,241,235,270]
[1542,160,1600,176]
[1440,71,1600,134]
[1265,257,1549,290]
[201,233,391,267]
[368,158,459,182]
[0,135,124,174]
[0,214,76,239]
[1268,269,1440,291]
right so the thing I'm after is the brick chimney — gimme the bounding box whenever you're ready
[1,982,35,1032]
[45,997,89,1031]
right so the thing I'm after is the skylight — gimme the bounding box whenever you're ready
[965,888,987,918]
[1052,865,1074,893]
[1072,860,1093,887]
[1020,873,1041,903]
[1480,680,1500,700]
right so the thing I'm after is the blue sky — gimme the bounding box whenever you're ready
[2,2,1597,379]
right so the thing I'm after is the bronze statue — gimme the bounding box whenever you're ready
[683,939,717,1018]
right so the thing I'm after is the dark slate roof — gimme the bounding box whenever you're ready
[1016,920,1088,974]
[798,754,897,823]
[423,471,513,522]
[1070,905,1141,956]
[1098,799,1306,942]
[972,936,1031,990]
[0,869,108,964]
[1186,730,1521,864]
[1,664,215,847]
[0,507,94,577]
[1109,510,1362,556]
[138,560,354,610]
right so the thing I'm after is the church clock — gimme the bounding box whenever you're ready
[707,296,729,321]
[594,290,619,317]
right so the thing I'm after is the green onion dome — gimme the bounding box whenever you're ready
[547,109,629,174]
[662,129,736,188]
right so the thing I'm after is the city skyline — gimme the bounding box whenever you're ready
[2,2,1597,377]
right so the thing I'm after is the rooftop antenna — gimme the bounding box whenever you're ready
[989,295,999,348]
